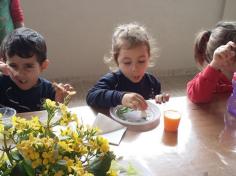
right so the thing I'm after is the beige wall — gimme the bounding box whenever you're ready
[223,0,236,20]
[21,0,232,80]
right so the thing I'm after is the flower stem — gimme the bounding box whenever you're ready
[3,134,13,165]
[45,110,55,136]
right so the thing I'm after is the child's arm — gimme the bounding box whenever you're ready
[86,73,126,108]
[187,66,222,103]
[146,74,169,104]
[187,41,236,103]
[121,93,148,111]
[53,82,76,103]
[0,61,11,76]
[210,41,236,71]
[11,0,24,28]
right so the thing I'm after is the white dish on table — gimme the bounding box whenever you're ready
[110,101,160,131]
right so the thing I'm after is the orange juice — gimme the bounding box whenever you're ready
[164,110,181,132]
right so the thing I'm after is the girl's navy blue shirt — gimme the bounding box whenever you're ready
[86,70,161,108]
[0,75,55,112]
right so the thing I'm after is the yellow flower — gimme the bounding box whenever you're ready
[71,160,85,175]
[17,136,56,170]
[1,99,115,175]
[58,141,73,152]
[11,116,43,136]
[74,144,88,154]
[82,173,94,176]
[29,116,42,131]
[45,99,57,109]
[63,156,74,173]
[32,158,42,168]
[54,170,64,176]
[106,169,118,176]
[59,113,74,126]
[43,158,49,165]
[43,169,49,175]
[59,104,67,114]
[0,113,3,134]
[0,123,3,134]
[31,151,39,160]
[60,127,72,136]
[72,167,94,176]
[0,153,8,167]
[58,106,77,126]
[42,151,54,161]
[97,136,109,153]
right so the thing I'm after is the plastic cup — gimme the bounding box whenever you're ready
[0,107,16,142]
[164,110,181,132]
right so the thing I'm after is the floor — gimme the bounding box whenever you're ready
[67,75,194,107]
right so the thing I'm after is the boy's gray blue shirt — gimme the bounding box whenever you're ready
[0,75,55,112]
[86,70,161,108]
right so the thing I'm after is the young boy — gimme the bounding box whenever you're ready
[0,27,74,112]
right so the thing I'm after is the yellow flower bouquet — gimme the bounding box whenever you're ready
[0,99,116,176]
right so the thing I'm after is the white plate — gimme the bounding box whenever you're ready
[115,157,153,176]
[110,101,160,131]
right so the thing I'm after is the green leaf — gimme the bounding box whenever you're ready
[88,152,115,176]
[126,163,138,175]
[0,160,12,176]
[22,159,35,176]
[11,161,29,176]
[117,107,134,120]
[117,107,133,115]
[56,159,67,166]
[10,150,22,161]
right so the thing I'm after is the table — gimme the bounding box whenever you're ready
[18,94,236,176]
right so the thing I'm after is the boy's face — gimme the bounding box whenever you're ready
[6,55,48,90]
[117,44,150,83]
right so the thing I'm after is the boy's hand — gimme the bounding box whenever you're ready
[53,82,76,103]
[0,61,12,76]
[155,93,170,104]
[210,41,236,71]
[121,93,148,111]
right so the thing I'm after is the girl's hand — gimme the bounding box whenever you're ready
[0,61,12,76]
[155,93,170,104]
[53,82,76,103]
[210,41,236,71]
[121,93,148,111]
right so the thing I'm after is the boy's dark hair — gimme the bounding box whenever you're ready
[0,27,47,64]
[194,21,236,67]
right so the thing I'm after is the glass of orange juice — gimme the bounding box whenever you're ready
[164,110,181,132]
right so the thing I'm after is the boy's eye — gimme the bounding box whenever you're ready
[138,60,146,64]
[25,64,34,69]
[8,64,17,69]
[124,62,131,65]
